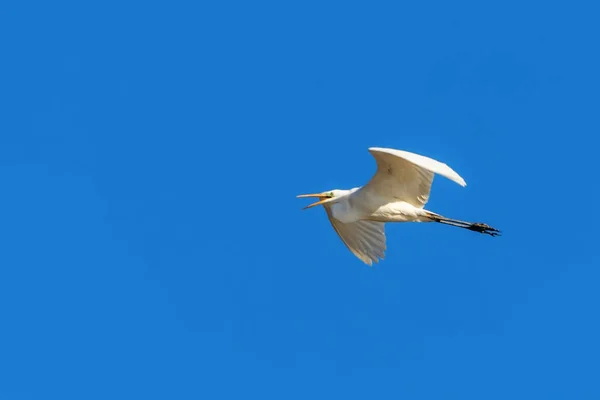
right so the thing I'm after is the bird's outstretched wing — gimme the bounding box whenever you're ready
[325,207,386,266]
[356,147,467,209]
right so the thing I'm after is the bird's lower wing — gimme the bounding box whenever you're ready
[325,208,386,266]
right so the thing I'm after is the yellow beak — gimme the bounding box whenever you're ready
[296,192,333,210]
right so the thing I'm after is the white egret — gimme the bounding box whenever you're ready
[297,147,499,265]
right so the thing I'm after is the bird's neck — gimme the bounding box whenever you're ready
[329,194,361,223]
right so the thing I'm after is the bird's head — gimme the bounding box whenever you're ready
[296,189,347,210]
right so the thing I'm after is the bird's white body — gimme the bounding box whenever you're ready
[298,147,499,266]
[329,195,428,224]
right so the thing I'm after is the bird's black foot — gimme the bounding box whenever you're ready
[468,222,501,237]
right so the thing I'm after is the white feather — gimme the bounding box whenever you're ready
[324,206,386,266]
[354,147,466,209]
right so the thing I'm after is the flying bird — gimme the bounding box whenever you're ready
[297,147,500,265]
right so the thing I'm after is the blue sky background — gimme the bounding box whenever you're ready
[1,1,599,399]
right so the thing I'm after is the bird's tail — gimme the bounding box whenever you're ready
[425,211,501,237]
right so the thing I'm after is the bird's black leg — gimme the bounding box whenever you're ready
[427,213,501,237]
[465,222,501,237]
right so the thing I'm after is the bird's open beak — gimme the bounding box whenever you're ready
[296,192,334,210]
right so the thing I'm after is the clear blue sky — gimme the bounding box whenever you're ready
[1,1,599,399]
